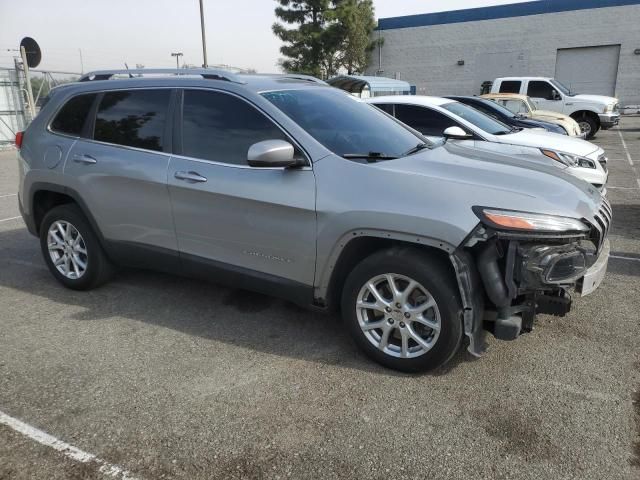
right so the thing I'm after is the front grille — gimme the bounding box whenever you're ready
[590,198,612,252]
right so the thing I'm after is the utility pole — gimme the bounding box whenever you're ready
[199,0,208,68]
[19,46,36,119]
[171,52,183,69]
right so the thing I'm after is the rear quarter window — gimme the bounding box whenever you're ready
[50,93,97,136]
[498,81,521,94]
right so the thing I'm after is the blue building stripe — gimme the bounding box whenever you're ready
[378,0,640,30]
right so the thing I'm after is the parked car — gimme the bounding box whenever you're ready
[366,96,608,192]
[490,77,620,138]
[17,69,610,373]
[444,95,570,136]
[481,93,583,138]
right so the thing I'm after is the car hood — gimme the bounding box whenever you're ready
[532,110,574,122]
[375,143,600,217]
[571,94,618,105]
[315,146,603,249]
[494,129,599,157]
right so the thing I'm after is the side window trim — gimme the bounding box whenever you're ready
[176,87,311,168]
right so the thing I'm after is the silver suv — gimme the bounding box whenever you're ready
[17,69,611,372]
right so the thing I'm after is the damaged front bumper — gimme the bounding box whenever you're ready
[452,219,610,356]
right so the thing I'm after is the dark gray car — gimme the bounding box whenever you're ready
[17,69,611,372]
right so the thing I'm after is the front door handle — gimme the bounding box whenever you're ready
[174,171,207,183]
[72,154,97,165]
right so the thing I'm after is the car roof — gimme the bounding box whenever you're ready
[53,70,329,96]
[495,77,552,81]
[364,95,454,107]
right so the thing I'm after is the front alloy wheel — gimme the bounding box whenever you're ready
[356,274,441,359]
[341,248,463,372]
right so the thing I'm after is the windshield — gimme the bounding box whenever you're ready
[441,102,512,135]
[550,79,575,96]
[262,89,427,159]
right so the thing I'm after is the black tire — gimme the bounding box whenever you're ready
[39,204,113,290]
[341,247,463,373]
[575,113,599,139]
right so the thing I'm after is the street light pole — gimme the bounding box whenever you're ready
[171,52,183,69]
[199,0,208,68]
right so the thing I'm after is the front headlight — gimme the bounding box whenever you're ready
[474,207,590,233]
[540,149,596,169]
[603,103,615,113]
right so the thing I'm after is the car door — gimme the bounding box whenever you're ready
[167,88,317,289]
[526,80,563,113]
[64,88,178,262]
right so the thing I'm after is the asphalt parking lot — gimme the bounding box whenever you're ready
[1,121,639,480]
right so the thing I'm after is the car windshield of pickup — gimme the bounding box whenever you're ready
[442,101,512,135]
[262,89,430,160]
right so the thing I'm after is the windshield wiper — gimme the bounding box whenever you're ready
[342,152,398,162]
[401,142,430,157]
[494,130,512,136]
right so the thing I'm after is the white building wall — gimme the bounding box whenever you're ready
[367,4,640,105]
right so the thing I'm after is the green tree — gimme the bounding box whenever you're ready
[273,0,338,78]
[334,0,376,74]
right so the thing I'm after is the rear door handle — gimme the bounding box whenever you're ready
[72,154,97,165]
[174,171,207,183]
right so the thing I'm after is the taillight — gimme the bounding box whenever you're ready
[15,131,24,149]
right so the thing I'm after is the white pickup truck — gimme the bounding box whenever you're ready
[491,77,620,139]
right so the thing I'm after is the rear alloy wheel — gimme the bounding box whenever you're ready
[47,220,88,280]
[40,204,113,290]
[342,248,463,372]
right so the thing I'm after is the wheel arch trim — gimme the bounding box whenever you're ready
[315,229,456,305]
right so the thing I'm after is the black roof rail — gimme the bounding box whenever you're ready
[78,68,245,84]
[281,74,327,85]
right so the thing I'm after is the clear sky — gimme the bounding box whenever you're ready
[0,0,531,74]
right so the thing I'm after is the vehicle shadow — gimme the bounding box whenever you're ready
[0,227,475,377]
[610,203,640,240]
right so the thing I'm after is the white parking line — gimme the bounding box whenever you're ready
[0,410,139,479]
[0,216,22,223]
[607,186,640,190]
[0,193,17,198]
[617,129,634,166]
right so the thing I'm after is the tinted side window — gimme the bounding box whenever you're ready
[374,103,395,116]
[394,104,457,136]
[527,81,554,99]
[50,93,97,136]
[182,90,289,165]
[499,81,521,94]
[94,90,170,152]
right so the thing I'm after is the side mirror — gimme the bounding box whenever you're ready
[443,126,472,140]
[247,139,300,168]
[550,89,562,101]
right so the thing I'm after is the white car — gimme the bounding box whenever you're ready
[490,77,620,139]
[365,96,608,192]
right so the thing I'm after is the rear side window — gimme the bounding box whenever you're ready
[527,81,554,100]
[394,104,457,136]
[498,81,521,94]
[94,90,170,152]
[181,90,289,165]
[374,103,395,116]
[50,93,97,136]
